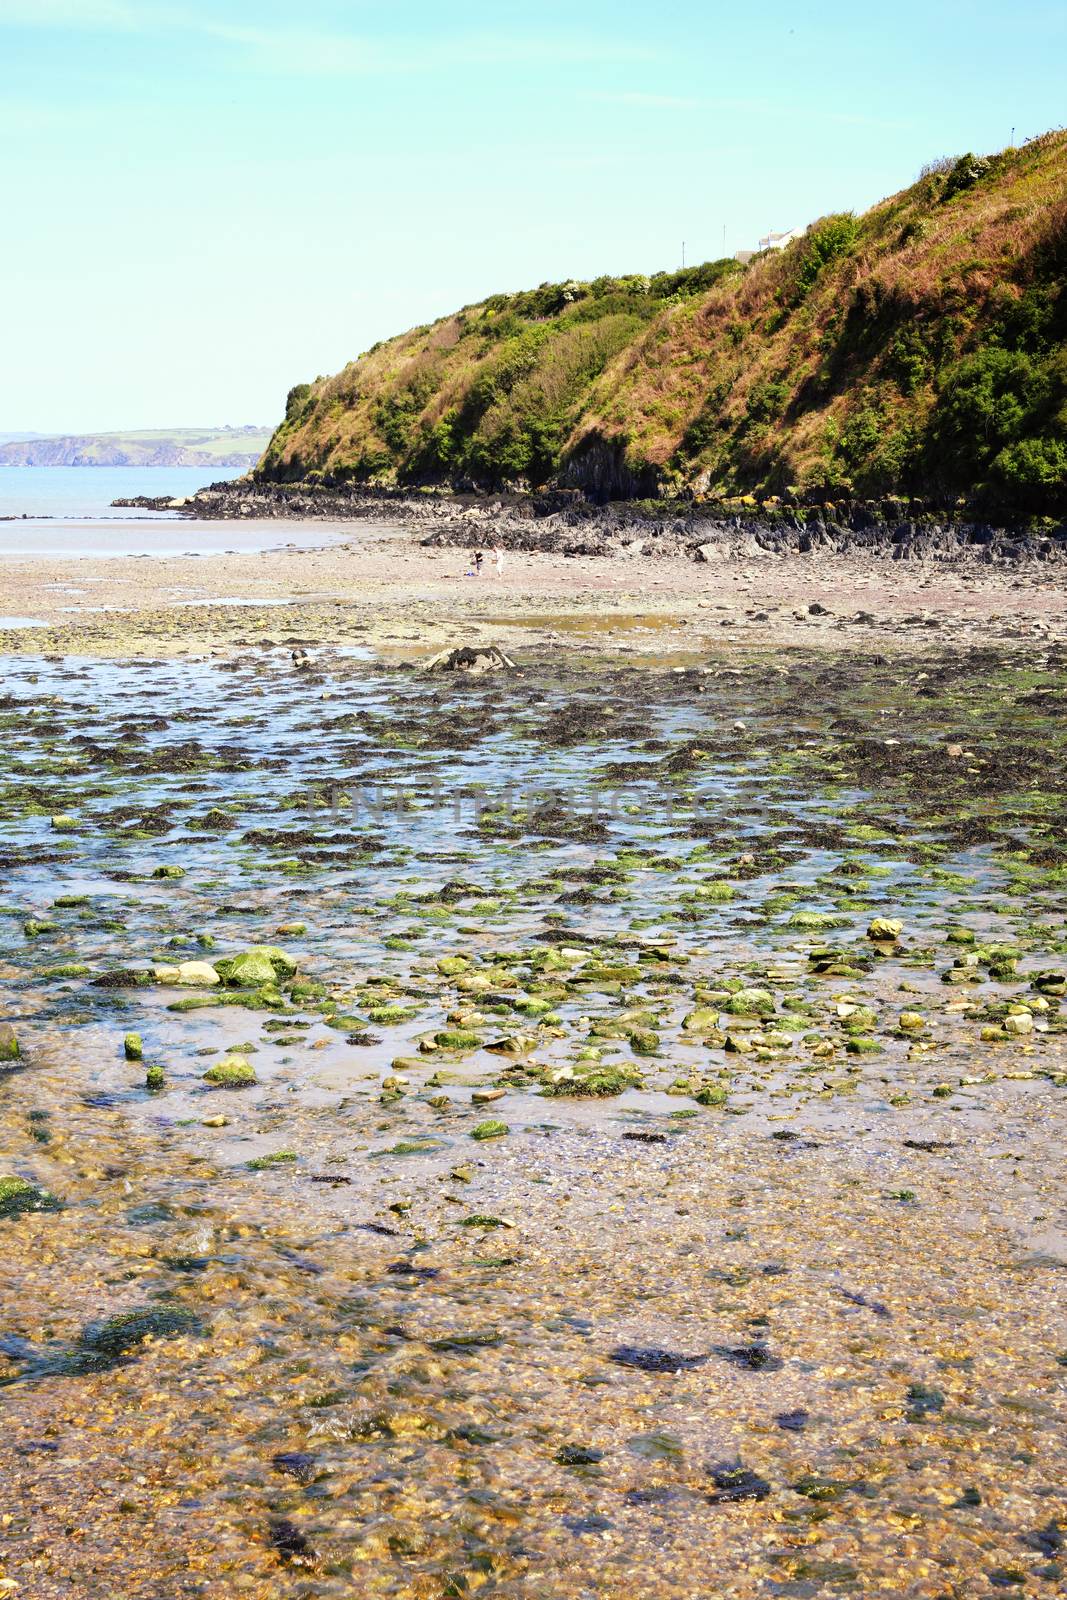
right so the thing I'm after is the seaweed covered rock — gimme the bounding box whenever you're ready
[723,987,776,1018]
[0,1175,62,1220]
[544,1062,642,1097]
[470,1119,509,1141]
[0,1023,20,1064]
[203,1054,257,1087]
[215,946,298,987]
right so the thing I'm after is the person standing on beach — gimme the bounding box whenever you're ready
[473,549,484,577]
[493,545,505,578]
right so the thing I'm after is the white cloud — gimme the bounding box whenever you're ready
[0,3,660,75]
[0,0,173,25]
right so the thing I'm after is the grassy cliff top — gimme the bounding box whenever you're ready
[260,133,1067,513]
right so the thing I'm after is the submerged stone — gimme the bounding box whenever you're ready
[272,1451,318,1485]
[608,1345,709,1373]
[203,1055,257,1087]
[708,1464,771,1504]
[76,1306,203,1367]
[555,1444,604,1466]
[470,1119,508,1141]
[713,1341,784,1372]
[0,1175,62,1220]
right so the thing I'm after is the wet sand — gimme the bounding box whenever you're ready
[0,516,1064,659]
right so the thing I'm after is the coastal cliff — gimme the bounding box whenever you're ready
[256,133,1067,517]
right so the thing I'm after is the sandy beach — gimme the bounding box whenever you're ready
[0,516,1064,660]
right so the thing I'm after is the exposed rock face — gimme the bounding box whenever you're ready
[168,480,1067,565]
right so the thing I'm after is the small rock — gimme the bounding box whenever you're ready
[708,1464,771,1504]
[272,1451,318,1485]
[203,1055,257,1088]
[608,1345,709,1373]
[470,1119,508,1141]
[713,1341,784,1372]
[555,1444,604,1466]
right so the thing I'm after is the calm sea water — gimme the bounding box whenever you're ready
[0,465,356,560]
[0,465,242,521]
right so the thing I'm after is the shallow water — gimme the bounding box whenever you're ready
[0,515,356,560]
[0,645,1064,1598]
[0,464,243,521]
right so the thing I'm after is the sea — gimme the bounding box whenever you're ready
[0,464,237,521]
[0,466,347,559]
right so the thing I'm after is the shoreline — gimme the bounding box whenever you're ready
[2,530,1065,1599]
[131,478,1067,566]
[0,513,1064,659]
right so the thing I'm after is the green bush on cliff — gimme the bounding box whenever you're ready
[940,153,992,203]
[993,434,1067,493]
[931,346,1067,498]
[285,383,312,420]
[257,131,1067,511]
[795,214,859,299]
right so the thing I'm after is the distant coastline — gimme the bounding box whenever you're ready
[0,425,271,469]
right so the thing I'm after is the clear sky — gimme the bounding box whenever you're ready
[2,0,1064,434]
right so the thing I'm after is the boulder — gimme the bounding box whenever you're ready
[203,1055,257,1087]
[0,1023,20,1063]
[420,645,517,674]
[214,946,298,987]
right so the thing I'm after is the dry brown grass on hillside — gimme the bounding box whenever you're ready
[259,131,1067,507]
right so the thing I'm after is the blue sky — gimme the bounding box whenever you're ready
[2,0,1064,433]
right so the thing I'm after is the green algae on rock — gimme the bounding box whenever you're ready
[203,1055,257,1087]
[214,945,298,986]
[0,1176,62,1219]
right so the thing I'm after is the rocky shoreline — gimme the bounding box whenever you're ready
[116,479,1067,564]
